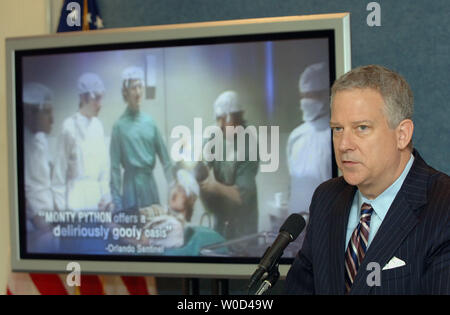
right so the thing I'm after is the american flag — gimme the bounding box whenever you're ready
[57,0,104,32]
[7,273,157,295]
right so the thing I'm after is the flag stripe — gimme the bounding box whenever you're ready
[79,275,105,295]
[8,273,157,295]
[29,273,68,295]
[121,276,149,295]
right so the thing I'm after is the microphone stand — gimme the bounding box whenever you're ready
[254,264,280,295]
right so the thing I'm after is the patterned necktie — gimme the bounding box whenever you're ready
[344,203,374,293]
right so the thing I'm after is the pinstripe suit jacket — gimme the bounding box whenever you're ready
[285,151,450,294]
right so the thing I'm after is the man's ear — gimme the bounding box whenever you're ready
[396,119,414,150]
[122,87,128,103]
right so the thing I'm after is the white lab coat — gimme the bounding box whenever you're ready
[53,112,110,211]
[286,114,332,215]
[24,128,54,215]
[24,128,58,252]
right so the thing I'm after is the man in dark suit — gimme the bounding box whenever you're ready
[285,65,450,294]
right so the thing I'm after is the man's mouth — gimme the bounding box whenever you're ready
[342,159,359,166]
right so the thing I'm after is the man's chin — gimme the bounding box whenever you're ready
[342,173,363,187]
[129,104,140,111]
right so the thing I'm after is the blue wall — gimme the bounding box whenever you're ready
[97,0,450,175]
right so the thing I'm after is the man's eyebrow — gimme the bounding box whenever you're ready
[351,120,373,125]
[329,120,374,126]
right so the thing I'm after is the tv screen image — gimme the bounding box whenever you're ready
[7,14,351,277]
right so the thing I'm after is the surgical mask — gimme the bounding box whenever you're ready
[300,97,328,121]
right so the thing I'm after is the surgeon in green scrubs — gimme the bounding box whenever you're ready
[110,66,173,211]
[199,90,259,241]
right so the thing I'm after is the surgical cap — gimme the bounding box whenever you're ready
[176,169,199,198]
[77,72,105,97]
[23,82,53,110]
[213,90,243,118]
[122,66,144,87]
[299,62,329,93]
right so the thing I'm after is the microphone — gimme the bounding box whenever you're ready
[248,213,306,292]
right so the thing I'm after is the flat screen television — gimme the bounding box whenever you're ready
[7,13,351,278]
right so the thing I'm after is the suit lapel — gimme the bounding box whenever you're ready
[350,194,420,294]
[350,151,429,294]
[329,183,356,294]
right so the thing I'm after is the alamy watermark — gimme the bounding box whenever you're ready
[66,2,81,27]
[170,118,279,173]
[66,262,81,287]
[367,2,381,27]
[366,262,381,287]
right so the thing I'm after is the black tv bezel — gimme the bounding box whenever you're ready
[16,29,337,266]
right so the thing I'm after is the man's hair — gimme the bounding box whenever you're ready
[331,65,414,129]
[79,92,91,108]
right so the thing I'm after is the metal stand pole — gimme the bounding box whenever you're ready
[254,265,280,295]
[183,278,200,295]
[212,279,229,295]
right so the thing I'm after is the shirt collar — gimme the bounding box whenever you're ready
[76,111,92,127]
[358,153,415,220]
[125,106,141,118]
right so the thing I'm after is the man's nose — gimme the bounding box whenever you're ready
[338,129,355,152]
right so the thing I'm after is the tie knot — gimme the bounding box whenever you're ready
[360,203,374,222]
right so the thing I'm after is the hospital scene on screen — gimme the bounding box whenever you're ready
[21,37,332,258]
